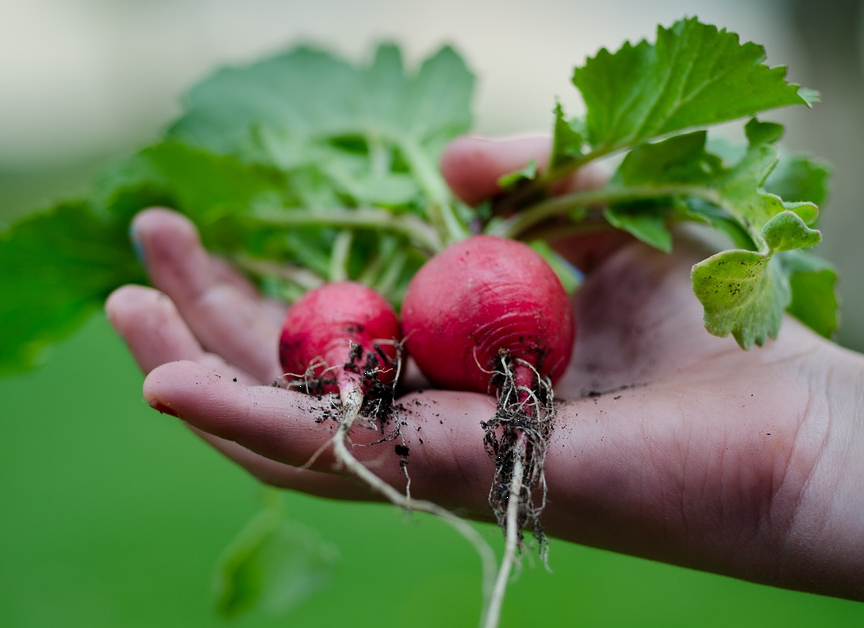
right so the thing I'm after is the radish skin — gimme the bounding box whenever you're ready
[279,281,401,398]
[401,235,575,393]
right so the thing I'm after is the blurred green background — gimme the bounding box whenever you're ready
[3,0,864,626]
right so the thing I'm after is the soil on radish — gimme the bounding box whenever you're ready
[282,336,405,440]
[481,351,556,558]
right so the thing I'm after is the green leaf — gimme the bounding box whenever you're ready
[0,202,145,374]
[214,500,339,619]
[691,210,822,347]
[97,141,353,282]
[613,130,721,186]
[719,146,820,232]
[761,210,822,251]
[550,101,587,168]
[778,250,839,338]
[167,42,474,247]
[252,132,420,207]
[169,43,474,172]
[397,45,476,145]
[602,121,829,347]
[97,141,290,223]
[573,17,813,154]
[498,159,539,190]
[603,204,672,252]
[764,153,832,206]
[168,47,358,153]
[692,249,787,348]
[744,118,785,145]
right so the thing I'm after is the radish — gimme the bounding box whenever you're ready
[401,234,575,627]
[278,280,498,614]
[279,280,401,400]
[279,281,403,475]
[400,235,574,393]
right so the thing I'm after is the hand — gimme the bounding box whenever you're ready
[106,135,864,601]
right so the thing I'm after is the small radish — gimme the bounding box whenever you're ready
[279,281,402,468]
[279,280,401,400]
[401,234,576,628]
[278,280,498,609]
[279,280,422,522]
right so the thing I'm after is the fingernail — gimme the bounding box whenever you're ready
[149,399,179,418]
[130,222,146,267]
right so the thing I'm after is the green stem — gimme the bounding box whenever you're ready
[398,138,469,245]
[491,182,727,239]
[232,254,325,291]
[247,206,442,253]
[329,231,354,282]
[368,134,390,178]
[495,147,615,214]
[374,248,408,298]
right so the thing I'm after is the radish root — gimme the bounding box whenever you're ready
[285,342,500,626]
[481,355,556,626]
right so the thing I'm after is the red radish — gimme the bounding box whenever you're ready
[401,235,575,394]
[279,281,403,489]
[279,280,401,398]
[401,234,576,628]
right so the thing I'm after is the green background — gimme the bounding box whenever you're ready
[2,315,863,627]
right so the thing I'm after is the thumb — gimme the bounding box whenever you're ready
[439,135,631,272]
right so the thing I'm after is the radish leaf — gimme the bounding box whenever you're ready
[572,17,814,156]
[692,210,823,347]
[214,496,338,619]
[0,201,145,374]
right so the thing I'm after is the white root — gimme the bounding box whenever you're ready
[483,435,526,628]
[289,342,499,627]
[330,386,499,626]
[479,355,557,626]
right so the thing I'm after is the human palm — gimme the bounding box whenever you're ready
[107,136,864,600]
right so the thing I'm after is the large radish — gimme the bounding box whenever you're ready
[401,234,576,628]
[401,235,575,393]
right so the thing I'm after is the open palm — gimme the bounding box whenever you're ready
[106,135,864,601]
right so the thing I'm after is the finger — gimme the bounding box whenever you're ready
[130,208,282,383]
[106,289,365,497]
[208,255,288,327]
[105,284,258,384]
[440,135,628,272]
[143,360,498,513]
[440,134,606,206]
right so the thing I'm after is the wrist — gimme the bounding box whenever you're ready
[778,342,864,600]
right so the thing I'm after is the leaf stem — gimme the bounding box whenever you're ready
[231,254,325,291]
[329,231,354,282]
[375,249,408,297]
[398,138,469,245]
[247,206,442,253]
[491,182,726,239]
[357,237,399,286]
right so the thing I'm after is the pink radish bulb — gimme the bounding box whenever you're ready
[401,235,575,393]
[279,281,401,394]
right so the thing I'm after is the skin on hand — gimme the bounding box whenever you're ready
[105,135,864,602]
